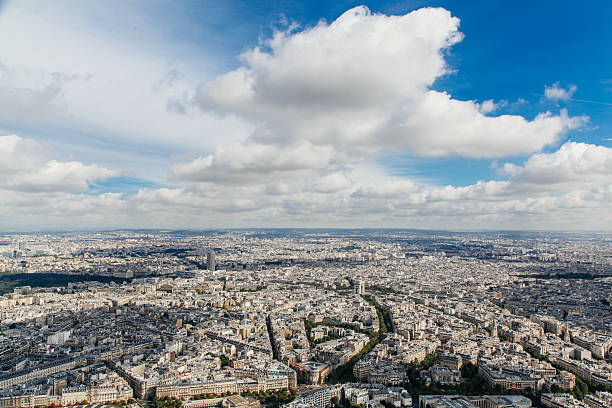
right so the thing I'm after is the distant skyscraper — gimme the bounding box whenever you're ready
[207,250,216,271]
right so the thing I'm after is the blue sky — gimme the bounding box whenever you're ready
[152,0,612,187]
[205,0,612,186]
[66,0,612,186]
[0,0,610,230]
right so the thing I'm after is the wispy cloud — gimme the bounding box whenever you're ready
[544,82,577,101]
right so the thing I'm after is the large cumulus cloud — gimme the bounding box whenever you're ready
[189,5,581,184]
[136,7,609,230]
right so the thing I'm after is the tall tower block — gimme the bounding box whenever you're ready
[207,250,216,271]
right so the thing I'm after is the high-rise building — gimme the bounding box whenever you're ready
[207,250,216,271]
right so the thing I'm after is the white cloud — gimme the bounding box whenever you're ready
[201,6,462,113]
[169,142,335,184]
[0,135,116,193]
[0,133,125,229]
[0,190,128,230]
[380,92,584,158]
[353,179,420,199]
[119,142,612,230]
[477,99,507,114]
[197,6,583,161]
[544,82,577,101]
[500,142,612,187]
[313,172,352,193]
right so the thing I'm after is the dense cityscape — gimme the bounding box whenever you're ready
[1,1,611,408]
[0,230,610,408]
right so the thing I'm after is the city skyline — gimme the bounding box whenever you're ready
[1,0,611,230]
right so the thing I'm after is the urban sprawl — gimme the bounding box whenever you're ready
[0,230,611,408]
